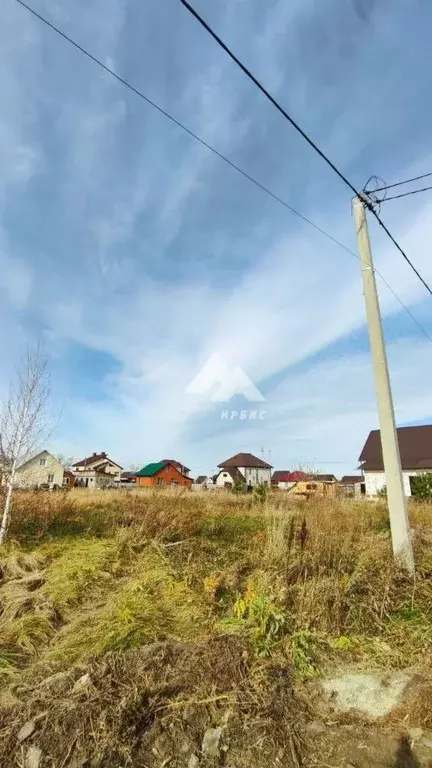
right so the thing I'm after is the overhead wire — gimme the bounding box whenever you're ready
[369,208,432,298]
[179,0,432,300]
[12,0,432,343]
[376,184,432,203]
[179,0,360,198]
[367,172,432,194]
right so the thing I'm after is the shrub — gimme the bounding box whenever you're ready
[410,473,432,501]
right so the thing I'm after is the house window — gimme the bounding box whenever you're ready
[40,458,47,466]
[157,478,164,486]
[65,478,69,484]
[47,474,54,483]
[306,483,317,490]
[171,479,178,485]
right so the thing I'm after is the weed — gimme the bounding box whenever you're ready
[42,538,121,609]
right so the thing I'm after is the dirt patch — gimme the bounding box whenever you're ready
[0,636,307,767]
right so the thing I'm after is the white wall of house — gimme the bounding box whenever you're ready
[74,458,121,482]
[75,470,112,489]
[16,451,64,488]
[240,467,271,486]
[364,469,431,497]
[276,481,296,490]
[215,467,271,487]
[215,471,235,487]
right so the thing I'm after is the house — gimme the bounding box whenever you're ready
[74,469,115,489]
[359,425,432,497]
[271,470,304,490]
[15,450,64,489]
[162,459,191,477]
[215,453,272,488]
[195,475,214,488]
[340,475,364,498]
[72,452,123,485]
[214,467,246,489]
[272,470,339,497]
[134,461,192,488]
[63,470,76,488]
[120,471,136,484]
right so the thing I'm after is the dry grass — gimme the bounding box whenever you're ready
[0,489,432,765]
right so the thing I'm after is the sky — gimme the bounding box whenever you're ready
[1,0,432,476]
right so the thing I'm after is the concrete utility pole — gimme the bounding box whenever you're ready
[353,195,414,575]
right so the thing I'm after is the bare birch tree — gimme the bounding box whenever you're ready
[0,344,51,545]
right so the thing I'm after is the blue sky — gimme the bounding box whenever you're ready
[1,0,432,476]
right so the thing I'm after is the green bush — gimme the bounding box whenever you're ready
[410,473,432,501]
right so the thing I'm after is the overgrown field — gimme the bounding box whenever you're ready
[0,489,431,767]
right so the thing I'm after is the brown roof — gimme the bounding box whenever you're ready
[359,425,432,471]
[217,467,244,483]
[341,475,363,484]
[73,453,123,469]
[218,452,272,469]
[162,459,191,472]
[311,474,338,483]
[195,475,207,484]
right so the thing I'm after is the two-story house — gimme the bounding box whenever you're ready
[72,452,123,488]
[214,452,272,488]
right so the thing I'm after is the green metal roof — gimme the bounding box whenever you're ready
[135,461,167,477]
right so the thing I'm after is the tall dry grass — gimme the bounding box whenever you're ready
[1,489,432,765]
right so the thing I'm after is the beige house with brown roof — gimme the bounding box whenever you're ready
[72,452,123,488]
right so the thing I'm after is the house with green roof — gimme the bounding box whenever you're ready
[134,460,192,488]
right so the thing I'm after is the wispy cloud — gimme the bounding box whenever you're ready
[2,0,432,474]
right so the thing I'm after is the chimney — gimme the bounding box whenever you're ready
[93,452,97,457]
[102,452,107,458]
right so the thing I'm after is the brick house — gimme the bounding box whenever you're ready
[134,461,192,488]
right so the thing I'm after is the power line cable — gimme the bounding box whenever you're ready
[179,0,360,198]
[367,172,432,194]
[179,0,432,300]
[13,0,432,343]
[377,184,432,203]
[369,208,432,297]
[11,0,365,253]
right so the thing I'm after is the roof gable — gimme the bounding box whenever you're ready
[360,425,432,471]
[216,467,244,482]
[218,452,272,469]
[17,450,60,472]
[135,461,167,477]
[73,453,123,469]
[162,459,191,472]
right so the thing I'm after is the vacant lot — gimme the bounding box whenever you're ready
[0,489,431,767]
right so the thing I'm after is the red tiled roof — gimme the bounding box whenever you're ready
[218,452,272,469]
[359,426,432,471]
[272,470,309,483]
